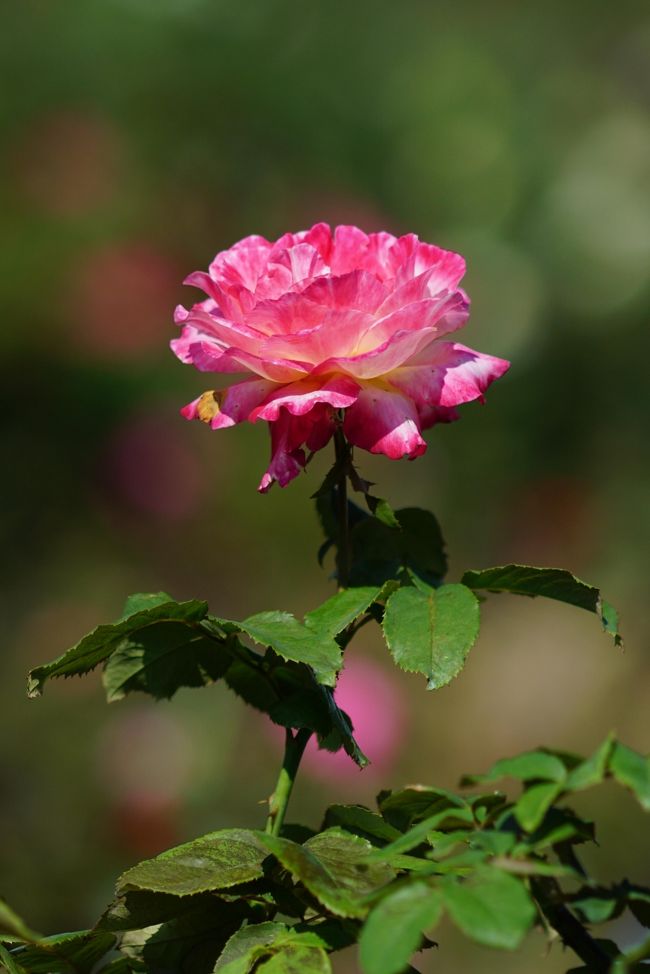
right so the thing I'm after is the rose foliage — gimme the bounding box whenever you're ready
[6,229,648,974]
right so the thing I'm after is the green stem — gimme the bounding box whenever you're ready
[333,427,351,589]
[265,727,312,836]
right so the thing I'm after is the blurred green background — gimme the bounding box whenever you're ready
[1,0,649,970]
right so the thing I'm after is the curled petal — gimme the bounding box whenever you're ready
[343,387,427,460]
[389,341,510,409]
[250,374,360,422]
[258,404,335,492]
[181,377,277,429]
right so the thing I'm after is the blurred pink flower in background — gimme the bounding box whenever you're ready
[302,655,407,783]
[102,408,205,520]
[97,708,193,856]
[70,243,181,360]
[173,224,509,490]
[12,111,123,218]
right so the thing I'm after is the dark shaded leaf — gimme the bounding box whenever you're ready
[120,899,249,974]
[322,806,401,846]
[461,565,622,645]
[27,598,230,700]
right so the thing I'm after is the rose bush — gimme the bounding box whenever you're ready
[172,223,509,490]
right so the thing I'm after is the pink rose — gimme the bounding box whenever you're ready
[172,224,509,491]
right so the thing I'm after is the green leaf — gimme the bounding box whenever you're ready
[0,902,40,945]
[359,883,442,974]
[117,829,269,896]
[514,781,563,832]
[214,922,334,974]
[214,922,291,974]
[462,750,568,786]
[565,735,615,791]
[382,584,479,689]
[257,831,394,919]
[120,592,174,618]
[442,868,535,949]
[7,931,116,974]
[255,944,331,974]
[27,597,230,700]
[610,742,650,810]
[461,564,622,645]
[238,612,342,687]
[368,807,474,862]
[304,587,382,638]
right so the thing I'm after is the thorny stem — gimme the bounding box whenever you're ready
[531,877,613,973]
[333,426,351,590]
[265,727,312,837]
[264,430,352,837]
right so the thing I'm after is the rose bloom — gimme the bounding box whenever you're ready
[172,224,509,491]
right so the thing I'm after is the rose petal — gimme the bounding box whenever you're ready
[344,387,427,459]
[389,341,510,409]
[250,374,360,422]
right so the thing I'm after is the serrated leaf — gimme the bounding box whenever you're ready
[238,613,342,687]
[442,868,535,949]
[514,781,563,832]
[27,598,228,700]
[117,829,269,896]
[610,742,650,810]
[382,584,479,689]
[461,564,622,645]
[304,587,382,638]
[7,931,116,974]
[257,831,393,919]
[463,750,568,786]
[349,508,447,588]
[359,883,442,974]
[303,829,396,898]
